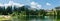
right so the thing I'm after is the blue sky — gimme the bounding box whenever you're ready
[0,0,60,10]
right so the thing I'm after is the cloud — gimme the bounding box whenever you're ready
[13,3,24,7]
[0,3,4,6]
[0,1,41,10]
[30,2,42,10]
[2,1,24,9]
[46,3,51,6]
[4,1,24,7]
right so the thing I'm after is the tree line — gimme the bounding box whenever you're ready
[0,5,60,16]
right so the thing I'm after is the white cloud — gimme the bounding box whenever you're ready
[30,2,42,10]
[4,1,24,7]
[3,1,24,9]
[31,2,37,6]
[37,5,41,9]
[4,1,14,6]
[0,3,5,8]
[46,3,51,6]
[13,3,24,7]
[0,3,4,6]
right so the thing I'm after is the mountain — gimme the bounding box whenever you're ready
[0,1,41,12]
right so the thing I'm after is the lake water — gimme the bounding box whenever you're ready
[11,16,57,21]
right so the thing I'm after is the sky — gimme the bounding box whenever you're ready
[0,0,60,10]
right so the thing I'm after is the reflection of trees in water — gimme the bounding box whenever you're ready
[11,15,54,21]
[25,16,45,20]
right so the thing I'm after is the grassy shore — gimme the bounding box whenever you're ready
[0,15,12,21]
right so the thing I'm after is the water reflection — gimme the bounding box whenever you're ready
[12,16,55,21]
[28,16,54,21]
[57,16,60,21]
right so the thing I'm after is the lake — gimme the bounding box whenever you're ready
[11,16,57,21]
